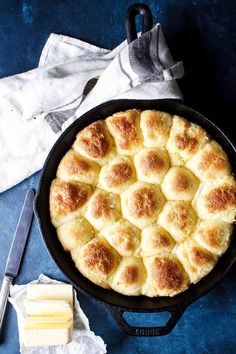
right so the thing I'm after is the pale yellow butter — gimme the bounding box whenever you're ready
[26,284,73,305]
[24,299,73,317]
[23,328,72,347]
[23,284,74,347]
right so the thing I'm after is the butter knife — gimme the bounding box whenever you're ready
[0,188,35,335]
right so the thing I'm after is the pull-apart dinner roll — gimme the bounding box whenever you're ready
[140,110,173,148]
[158,201,197,242]
[56,149,100,185]
[134,148,170,184]
[98,156,136,193]
[140,225,175,257]
[109,257,146,296]
[73,120,115,165]
[106,109,143,155]
[174,239,217,283]
[161,166,199,201]
[57,217,95,251]
[186,141,231,182]
[121,182,165,229]
[71,238,120,289]
[50,108,236,298]
[193,220,233,256]
[85,189,121,231]
[166,116,209,165]
[101,219,140,257]
[50,179,91,227]
[142,255,189,297]
[193,175,236,223]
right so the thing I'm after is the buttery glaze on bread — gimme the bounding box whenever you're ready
[50,109,236,297]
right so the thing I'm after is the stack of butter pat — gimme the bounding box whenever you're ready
[23,284,74,347]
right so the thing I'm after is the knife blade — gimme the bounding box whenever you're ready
[0,188,35,335]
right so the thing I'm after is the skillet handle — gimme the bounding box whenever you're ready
[105,304,187,336]
[125,3,153,44]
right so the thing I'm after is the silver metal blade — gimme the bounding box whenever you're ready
[5,189,35,278]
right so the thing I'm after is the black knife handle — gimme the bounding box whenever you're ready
[0,276,12,335]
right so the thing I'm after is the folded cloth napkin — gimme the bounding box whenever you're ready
[0,24,184,193]
[9,274,106,354]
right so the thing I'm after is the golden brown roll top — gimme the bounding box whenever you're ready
[140,110,173,148]
[193,220,233,256]
[73,120,115,164]
[101,219,140,257]
[158,201,197,242]
[85,189,121,231]
[57,217,95,251]
[193,175,236,222]
[140,225,175,257]
[174,239,217,283]
[106,109,143,155]
[98,156,136,193]
[166,116,209,165]
[56,149,100,185]
[71,238,120,289]
[161,166,199,201]
[134,148,170,184]
[142,255,189,297]
[121,182,165,229]
[186,141,231,182]
[109,257,146,296]
[50,179,91,227]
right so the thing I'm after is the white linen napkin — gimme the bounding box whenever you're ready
[9,274,106,354]
[0,24,184,193]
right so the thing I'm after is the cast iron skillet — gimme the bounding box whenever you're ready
[34,4,236,336]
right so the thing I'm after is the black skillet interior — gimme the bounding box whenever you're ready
[35,99,236,335]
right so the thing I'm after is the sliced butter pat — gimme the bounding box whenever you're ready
[23,328,72,347]
[26,284,73,305]
[24,315,73,329]
[24,299,73,317]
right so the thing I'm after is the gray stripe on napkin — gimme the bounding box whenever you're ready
[118,53,133,88]
[44,77,98,133]
[44,107,77,133]
[129,30,164,81]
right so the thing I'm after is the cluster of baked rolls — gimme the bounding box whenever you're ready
[50,109,236,297]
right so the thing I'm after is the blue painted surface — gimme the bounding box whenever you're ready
[0,1,236,353]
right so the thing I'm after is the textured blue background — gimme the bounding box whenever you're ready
[0,1,236,353]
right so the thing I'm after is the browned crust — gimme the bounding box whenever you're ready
[106,162,133,187]
[109,110,140,149]
[64,153,91,174]
[174,134,198,152]
[76,121,111,158]
[152,257,185,291]
[198,150,227,172]
[140,151,164,173]
[153,233,172,248]
[167,205,188,230]
[91,192,110,218]
[199,228,219,248]
[121,265,139,285]
[191,247,214,266]
[131,187,159,218]
[172,173,189,192]
[144,111,168,138]
[206,186,236,212]
[51,180,89,216]
[145,111,162,129]
[114,230,134,252]
[83,240,115,275]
